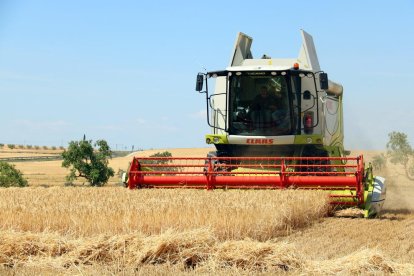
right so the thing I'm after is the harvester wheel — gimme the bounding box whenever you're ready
[298,146,331,173]
[203,151,224,173]
[203,151,238,173]
[303,158,330,173]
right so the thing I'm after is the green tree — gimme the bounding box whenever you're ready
[150,151,173,158]
[147,151,177,172]
[372,153,387,171]
[386,131,414,180]
[0,161,28,187]
[61,139,115,186]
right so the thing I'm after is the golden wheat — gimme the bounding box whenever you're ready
[0,229,413,275]
[1,146,414,275]
[0,186,414,274]
[0,187,329,240]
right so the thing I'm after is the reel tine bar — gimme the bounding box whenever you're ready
[127,156,365,206]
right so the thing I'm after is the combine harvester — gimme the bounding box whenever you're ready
[124,30,386,218]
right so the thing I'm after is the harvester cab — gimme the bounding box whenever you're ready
[125,30,386,218]
[198,30,344,159]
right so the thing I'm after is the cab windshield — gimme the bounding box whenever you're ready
[229,71,294,136]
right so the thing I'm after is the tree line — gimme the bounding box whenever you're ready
[1,132,413,187]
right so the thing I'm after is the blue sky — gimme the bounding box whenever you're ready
[0,1,413,150]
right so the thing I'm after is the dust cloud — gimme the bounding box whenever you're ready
[379,166,414,213]
[351,150,414,213]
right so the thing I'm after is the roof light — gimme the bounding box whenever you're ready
[293,63,299,70]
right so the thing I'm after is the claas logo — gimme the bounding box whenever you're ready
[246,139,274,145]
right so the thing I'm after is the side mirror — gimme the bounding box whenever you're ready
[195,73,204,92]
[319,73,329,90]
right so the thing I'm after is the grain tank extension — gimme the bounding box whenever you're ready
[124,30,386,218]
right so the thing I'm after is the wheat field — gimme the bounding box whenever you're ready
[0,188,329,239]
[1,187,413,275]
[1,148,414,275]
